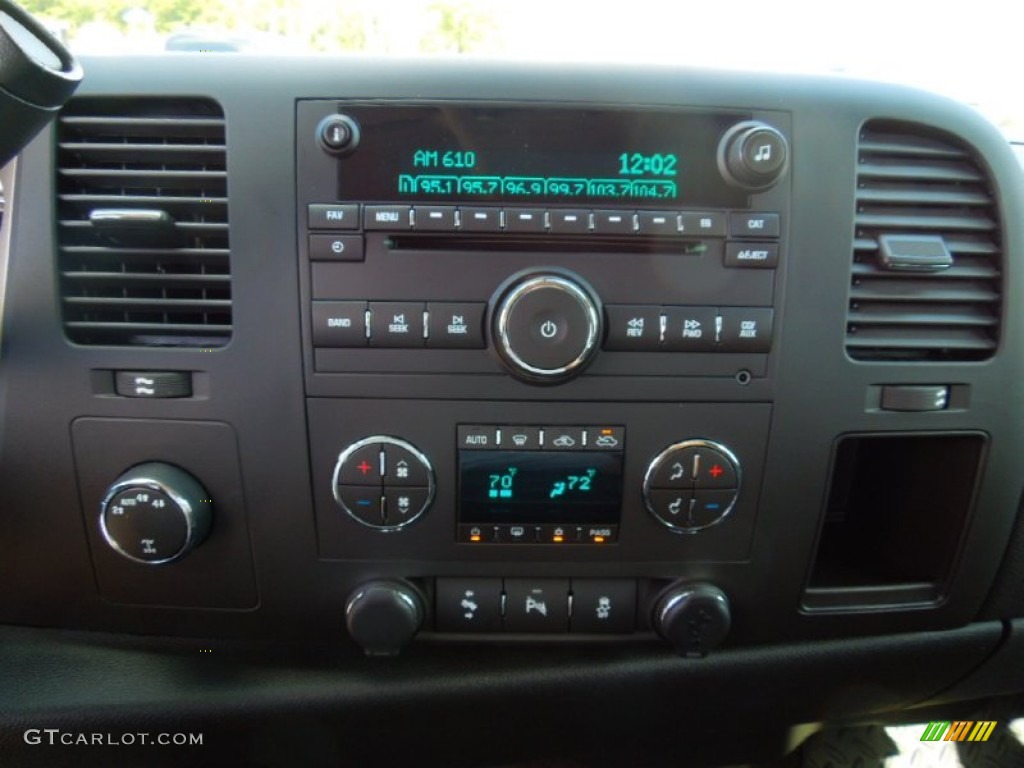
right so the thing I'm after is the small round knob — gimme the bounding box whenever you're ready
[345,580,424,656]
[492,272,602,383]
[317,114,360,155]
[718,121,789,190]
[654,583,731,657]
[99,462,212,565]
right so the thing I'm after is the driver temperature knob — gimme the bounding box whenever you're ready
[492,271,602,384]
[653,583,731,658]
[345,580,424,656]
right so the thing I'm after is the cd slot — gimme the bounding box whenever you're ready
[384,234,709,256]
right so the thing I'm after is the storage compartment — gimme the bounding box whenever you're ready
[804,433,986,610]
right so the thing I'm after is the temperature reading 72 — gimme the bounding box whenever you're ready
[549,469,597,499]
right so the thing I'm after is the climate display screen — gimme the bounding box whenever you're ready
[459,450,623,524]
[335,105,748,207]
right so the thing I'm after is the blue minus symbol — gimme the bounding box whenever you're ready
[357,499,372,506]
[706,503,720,510]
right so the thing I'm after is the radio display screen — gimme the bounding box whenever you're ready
[459,450,623,525]
[334,105,748,207]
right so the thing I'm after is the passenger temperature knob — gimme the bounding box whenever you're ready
[653,583,731,658]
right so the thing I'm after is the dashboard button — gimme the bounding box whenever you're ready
[337,486,383,525]
[536,524,572,544]
[413,205,456,231]
[364,205,412,230]
[502,426,541,450]
[586,426,624,451]
[311,301,367,347]
[691,490,737,527]
[679,212,726,237]
[458,425,500,449]
[728,212,780,238]
[338,443,383,486]
[369,302,425,347]
[544,426,586,450]
[691,448,738,489]
[426,302,485,349]
[459,207,501,232]
[504,579,569,632]
[383,486,430,525]
[647,489,695,527]
[663,306,717,352]
[308,203,359,230]
[309,234,364,261]
[717,307,773,353]
[583,526,617,544]
[637,210,678,236]
[114,370,191,399]
[549,209,590,233]
[604,305,661,351]
[436,578,503,633]
[383,443,430,486]
[504,208,547,232]
[502,524,536,543]
[593,210,634,234]
[724,242,778,268]
[571,580,636,633]
[649,448,696,488]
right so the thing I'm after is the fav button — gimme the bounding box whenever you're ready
[308,203,359,230]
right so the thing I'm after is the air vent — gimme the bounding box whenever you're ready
[847,120,1001,361]
[56,97,231,347]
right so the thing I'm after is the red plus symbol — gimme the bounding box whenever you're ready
[709,464,724,479]
[357,460,373,475]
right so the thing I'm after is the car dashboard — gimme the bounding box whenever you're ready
[1,55,1024,766]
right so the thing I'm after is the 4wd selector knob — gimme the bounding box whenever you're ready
[718,121,789,190]
[99,462,212,565]
[493,272,602,383]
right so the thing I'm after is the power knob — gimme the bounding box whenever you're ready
[345,580,425,656]
[99,462,212,565]
[653,583,731,658]
[718,121,789,191]
[492,271,602,384]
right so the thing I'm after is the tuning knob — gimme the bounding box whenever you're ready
[345,580,425,656]
[718,121,789,191]
[492,271,602,384]
[99,462,212,565]
[653,583,731,658]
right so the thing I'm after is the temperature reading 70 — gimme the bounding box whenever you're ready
[549,468,597,499]
[488,467,518,500]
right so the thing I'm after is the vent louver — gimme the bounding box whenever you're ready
[56,97,231,347]
[847,120,1001,361]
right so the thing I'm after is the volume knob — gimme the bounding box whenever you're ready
[492,272,602,384]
